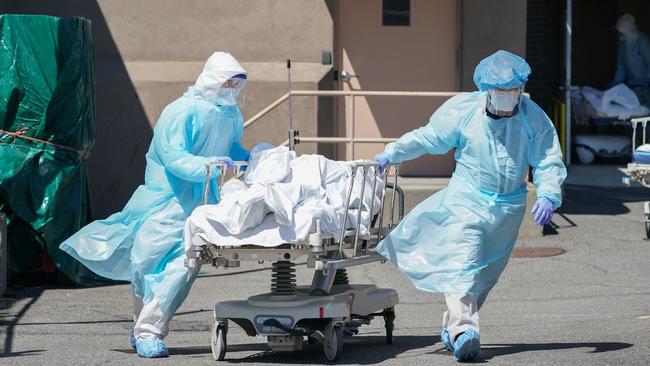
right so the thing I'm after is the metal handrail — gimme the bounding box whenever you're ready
[202,159,401,260]
[631,116,650,152]
[244,90,459,159]
[203,161,249,205]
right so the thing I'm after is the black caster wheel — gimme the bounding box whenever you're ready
[323,322,343,362]
[383,307,395,345]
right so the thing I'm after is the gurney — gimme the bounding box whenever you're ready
[571,85,648,164]
[185,159,404,362]
[623,116,650,238]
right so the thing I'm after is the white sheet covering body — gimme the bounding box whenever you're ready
[183,147,384,256]
[573,84,650,119]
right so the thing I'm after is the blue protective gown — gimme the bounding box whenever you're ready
[613,33,650,105]
[60,86,249,317]
[613,33,650,87]
[376,92,566,306]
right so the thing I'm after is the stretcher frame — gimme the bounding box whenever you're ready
[623,116,650,238]
[185,159,404,362]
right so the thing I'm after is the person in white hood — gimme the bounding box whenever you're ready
[612,14,650,105]
[60,52,265,357]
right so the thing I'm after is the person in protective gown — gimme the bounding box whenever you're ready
[611,14,650,105]
[373,50,566,361]
[60,52,252,358]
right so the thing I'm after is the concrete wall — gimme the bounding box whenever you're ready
[2,0,335,218]
[337,0,459,176]
[460,0,528,92]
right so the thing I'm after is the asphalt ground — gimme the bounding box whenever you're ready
[1,184,649,365]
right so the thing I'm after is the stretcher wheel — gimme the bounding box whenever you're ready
[383,308,395,345]
[323,322,343,362]
[211,322,227,361]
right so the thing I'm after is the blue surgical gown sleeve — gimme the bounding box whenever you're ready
[153,105,215,183]
[384,93,477,163]
[524,99,567,209]
[225,108,249,161]
[229,142,250,161]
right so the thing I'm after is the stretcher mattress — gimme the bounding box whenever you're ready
[634,144,650,164]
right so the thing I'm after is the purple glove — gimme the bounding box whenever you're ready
[373,152,390,173]
[531,198,554,226]
[213,156,234,169]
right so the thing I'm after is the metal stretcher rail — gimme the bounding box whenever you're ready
[623,116,650,239]
[188,160,404,271]
[625,117,650,187]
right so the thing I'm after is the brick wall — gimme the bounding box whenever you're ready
[526,0,564,113]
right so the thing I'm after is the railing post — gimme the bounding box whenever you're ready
[351,94,356,160]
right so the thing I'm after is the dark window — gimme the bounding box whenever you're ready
[383,0,410,26]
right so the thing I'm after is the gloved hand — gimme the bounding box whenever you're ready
[213,156,234,169]
[251,142,274,154]
[531,198,554,226]
[373,152,390,173]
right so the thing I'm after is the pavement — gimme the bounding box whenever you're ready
[563,164,637,188]
[2,166,650,365]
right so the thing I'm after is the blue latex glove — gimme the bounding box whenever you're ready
[373,152,390,173]
[213,156,234,169]
[531,198,554,226]
[251,142,274,156]
[247,142,275,163]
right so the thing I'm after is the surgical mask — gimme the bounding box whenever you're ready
[214,88,239,106]
[487,89,521,116]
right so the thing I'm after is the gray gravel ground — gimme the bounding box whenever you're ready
[1,184,649,365]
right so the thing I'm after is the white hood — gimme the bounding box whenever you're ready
[194,52,247,100]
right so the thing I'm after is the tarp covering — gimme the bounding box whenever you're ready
[0,14,105,285]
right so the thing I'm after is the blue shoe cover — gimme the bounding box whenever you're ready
[453,329,480,361]
[135,339,169,358]
[441,328,454,351]
[130,329,136,350]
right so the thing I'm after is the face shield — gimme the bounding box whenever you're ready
[214,74,247,107]
[486,87,523,117]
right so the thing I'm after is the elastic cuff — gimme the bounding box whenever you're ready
[538,195,560,210]
[384,143,398,163]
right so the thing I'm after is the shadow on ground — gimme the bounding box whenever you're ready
[560,185,648,216]
[109,336,633,364]
[113,335,440,364]
[430,341,633,363]
[0,287,44,358]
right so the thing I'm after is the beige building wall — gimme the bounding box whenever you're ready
[337,0,460,176]
[1,0,336,218]
[1,0,529,217]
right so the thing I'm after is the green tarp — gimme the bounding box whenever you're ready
[0,14,105,285]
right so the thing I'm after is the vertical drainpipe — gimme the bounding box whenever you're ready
[565,0,572,165]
